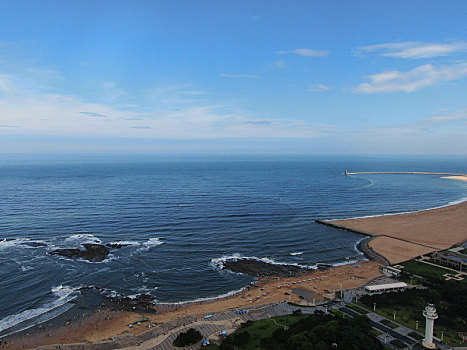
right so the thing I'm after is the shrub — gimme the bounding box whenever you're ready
[173,328,202,347]
[390,338,406,348]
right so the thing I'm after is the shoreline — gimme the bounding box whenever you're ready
[2,261,383,349]
[3,198,467,348]
[322,201,467,264]
[324,195,467,221]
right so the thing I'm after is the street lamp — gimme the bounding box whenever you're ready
[415,320,419,330]
[373,302,376,312]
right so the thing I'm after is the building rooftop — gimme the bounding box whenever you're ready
[365,282,407,292]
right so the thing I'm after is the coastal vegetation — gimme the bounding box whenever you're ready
[400,260,462,281]
[359,269,467,344]
[347,303,369,314]
[390,338,406,349]
[379,319,398,329]
[218,311,383,350]
[173,328,202,347]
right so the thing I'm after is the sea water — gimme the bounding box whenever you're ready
[1,154,466,335]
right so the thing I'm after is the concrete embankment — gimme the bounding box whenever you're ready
[315,220,374,237]
[356,238,390,266]
[315,220,390,266]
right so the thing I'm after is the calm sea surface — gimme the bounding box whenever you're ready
[1,155,467,335]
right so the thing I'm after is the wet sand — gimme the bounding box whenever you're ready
[3,261,382,349]
[441,175,467,181]
[327,201,467,264]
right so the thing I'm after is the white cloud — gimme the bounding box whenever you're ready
[99,81,129,103]
[359,41,467,59]
[277,48,329,57]
[143,84,207,108]
[274,60,287,69]
[422,108,467,123]
[354,63,467,93]
[0,74,15,94]
[0,77,327,139]
[308,84,331,92]
[219,73,262,79]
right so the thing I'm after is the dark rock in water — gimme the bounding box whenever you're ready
[316,263,332,271]
[81,286,157,313]
[221,258,309,277]
[49,244,110,262]
[103,293,156,313]
[19,241,48,247]
[106,243,128,249]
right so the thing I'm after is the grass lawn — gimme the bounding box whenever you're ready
[329,308,344,316]
[228,314,309,350]
[408,331,423,340]
[357,302,463,345]
[347,303,369,314]
[400,260,460,281]
[390,338,406,349]
[380,319,398,329]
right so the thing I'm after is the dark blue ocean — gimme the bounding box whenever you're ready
[1,155,467,336]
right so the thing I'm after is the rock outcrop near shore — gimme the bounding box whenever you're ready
[49,243,110,262]
[78,286,157,313]
[221,258,310,277]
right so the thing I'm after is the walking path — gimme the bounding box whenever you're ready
[119,303,323,350]
[40,297,442,350]
[38,302,327,350]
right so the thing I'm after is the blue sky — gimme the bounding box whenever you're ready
[0,0,466,154]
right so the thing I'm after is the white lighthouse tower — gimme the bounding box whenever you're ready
[422,303,438,349]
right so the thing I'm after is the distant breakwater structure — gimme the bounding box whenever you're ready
[344,170,467,176]
[317,170,467,266]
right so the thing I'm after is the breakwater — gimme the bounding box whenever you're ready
[345,171,466,176]
[315,220,374,237]
[315,220,390,265]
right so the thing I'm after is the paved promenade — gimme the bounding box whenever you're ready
[39,302,327,350]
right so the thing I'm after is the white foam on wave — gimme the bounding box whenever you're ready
[139,238,164,250]
[108,238,164,250]
[108,240,141,246]
[0,285,79,335]
[210,253,316,271]
[161,286,249,306]
[0,239,47,249]
[129,285,158,296]
[328,259,360,267]
[290,252,303,256]
[51,285,79,300]
[65,234,102,244]
[84,285,122,299]
[348,175,374,190]
[353,237,368,256]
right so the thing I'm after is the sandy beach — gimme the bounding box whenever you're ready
[327,201,467,264]
[4,199,467,349]
[3,261,382,349]
[441,175,467,181]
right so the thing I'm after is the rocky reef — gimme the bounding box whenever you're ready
[49,243,110,262]
[221,258,310,277]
